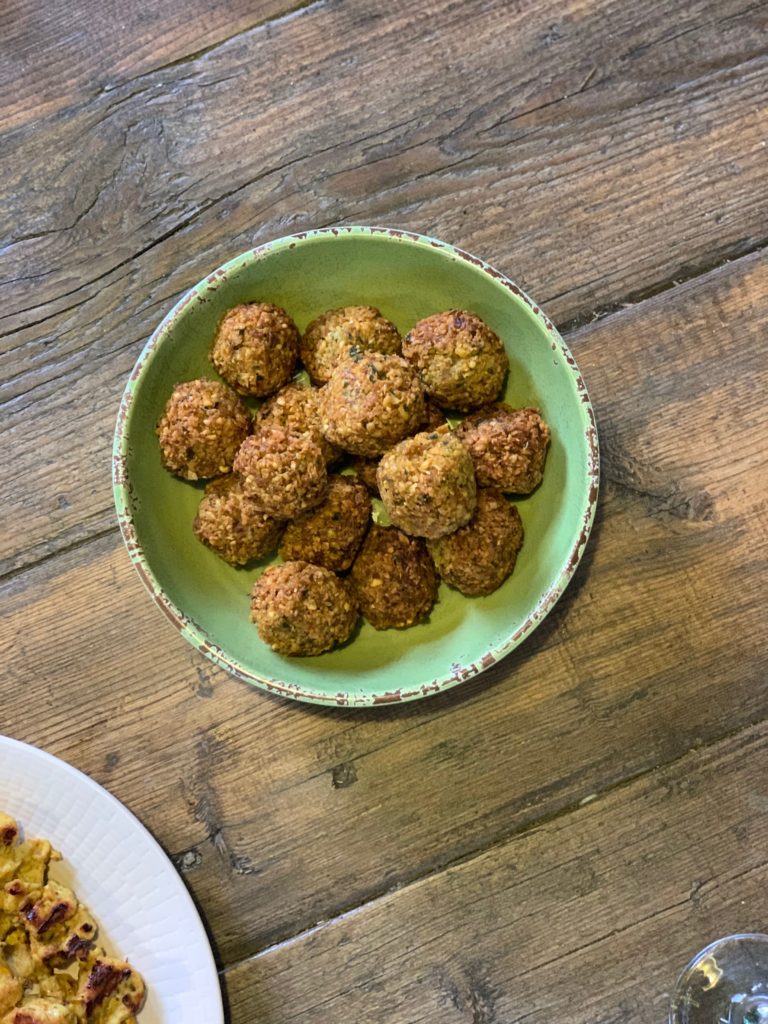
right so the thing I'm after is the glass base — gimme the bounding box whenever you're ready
[670,935,768,1024]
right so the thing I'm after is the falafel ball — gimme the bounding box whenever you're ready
[346,402,444,495]
[254,380,340,465]
[455,404,550,493]
[279,474,372,571]
[157,378,251,481]
[251,561,358,656]
[377,429,477,539]
[427,489,524,596]
[349,525,439,630]
[319,351,425,457]
[233,424,327,519]
[402,309,508,412]
[210,302,299,397]
[300,306,401,385]
[193,474,284,566]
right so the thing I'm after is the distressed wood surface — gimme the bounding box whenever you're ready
[1,0,767,575]
[2,0,767,1020]
[0,0,304,132]
[223,723,768,1023]
[2,250,765,980]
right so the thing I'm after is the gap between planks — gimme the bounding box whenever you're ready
[555,234,768,333]
[213,715,767,977]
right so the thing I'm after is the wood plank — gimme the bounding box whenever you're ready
[222,722,768,1024]
[2,0,767,573]
[3,0,765,321]
[0,0,313,133]
[1,251,766,965]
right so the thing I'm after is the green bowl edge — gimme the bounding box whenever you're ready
[111,225,600,707]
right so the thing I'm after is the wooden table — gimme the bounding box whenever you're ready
[2,0,767,1020]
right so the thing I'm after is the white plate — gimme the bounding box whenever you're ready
[0,736,224,1024]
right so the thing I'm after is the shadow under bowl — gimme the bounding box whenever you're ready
[112,226,599,706]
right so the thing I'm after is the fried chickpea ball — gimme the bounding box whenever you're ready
[279,475,372,571]
[455,404,550,493]
[157,378,251,481]
[377,429,477,539]
[427,489,524,596]
[251,561,358,656]
[349,401,445,496]
[300,306,401,385]
[210,302,299,397]
[402,309,509,411]
[254,380,340,465]
[193,475,284,566]
[349,525,438,630]
[319,352,425,457]
[232,424,327,519]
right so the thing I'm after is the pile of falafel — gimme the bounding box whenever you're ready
[156,302,550,657]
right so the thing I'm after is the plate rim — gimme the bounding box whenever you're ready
[0,735,224,1024]
[112,225,600,706]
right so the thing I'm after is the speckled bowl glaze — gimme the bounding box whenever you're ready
[113,227,599,706]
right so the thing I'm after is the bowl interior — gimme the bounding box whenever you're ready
[117,229,596,704]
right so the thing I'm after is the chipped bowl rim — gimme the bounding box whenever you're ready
[112,226,599,706]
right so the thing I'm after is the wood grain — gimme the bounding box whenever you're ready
[222,722,768,1024]
[0,0,313,132]
[3,1,767,1011]
[2,250,765,966]
[2,0,767,575]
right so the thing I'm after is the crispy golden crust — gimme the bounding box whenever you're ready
[279,475,371,571]
[402,309,508,412]
[319,352,425,457]
[250,561,358,656]
[349,525,438,630]
[193,475,284,566]
[454,404,550,493]
[156,379,251,481]
[377,429,477,539]
[300,306,401,385]
[427,489,524,596]
[254,381,340,465]
[232,425,328,519]
[210,302,299,397]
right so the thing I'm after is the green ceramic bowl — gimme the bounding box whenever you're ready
[113,227,598,706]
